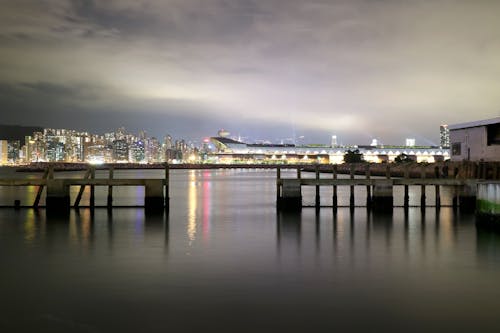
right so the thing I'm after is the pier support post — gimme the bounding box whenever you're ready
[365,164,372,209]
[435,185,441,209]
[276,167,281,208]
[74,167,91,207]
[145,180,165,212]
[165,163,170,211]
[33,168,50,208]
[90,167,95,209]
[372,180,393,212]
[279,179,302,211]
[46,179,70,213]
[404,165,410,209]
[107,167,114,208]
[458,183,477,213]
[420,165,426,210]
[315,165,320,209]
[332,164,338,210]
[476,182,500,225]
[349,164,355,209]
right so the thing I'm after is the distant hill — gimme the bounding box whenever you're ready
[0,124,43,142]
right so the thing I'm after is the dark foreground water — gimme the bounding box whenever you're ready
[1,169,500,333]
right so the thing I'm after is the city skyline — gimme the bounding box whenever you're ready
[1,1,500,144]
[0,122,446,147]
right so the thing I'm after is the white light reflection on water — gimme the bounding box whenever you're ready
[0,169,500,332]
[187,170,197,244]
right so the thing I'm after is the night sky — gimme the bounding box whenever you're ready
[1,0,499,145]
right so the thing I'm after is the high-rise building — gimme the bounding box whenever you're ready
[130,140,145,163]
[7,140,20,163]
[112,139,129,162]
[0,140,8,165]
[46,140,65,162]
[331,135,338,147]
[440,125,450,148]
[405,138,416,147]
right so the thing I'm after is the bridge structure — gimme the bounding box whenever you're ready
[0,165,170,212]
[277,163,498,216]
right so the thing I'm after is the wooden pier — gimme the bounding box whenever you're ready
[277,164,482,212]
[0,164,170,212]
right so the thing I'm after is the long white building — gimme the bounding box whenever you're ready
[210,137,449,164]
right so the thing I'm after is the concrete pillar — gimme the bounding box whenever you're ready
[332,164,338,210]
[349,164,355,209]
[90,167,95,208]
[316,165,321,209]
[420,166,426,209]
[366,164,372,209]
[458,183,477,213]
[107,167,114,208]
[145,180,165,211]
[279,179,302,211]
[403,165,410,209]
[46,179,70,212]
[476,182,500,224]
[372,180,393,212]
[165,163,170,210]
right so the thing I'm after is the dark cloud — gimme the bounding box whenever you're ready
[0,0,499,144]
[20,82,89,98]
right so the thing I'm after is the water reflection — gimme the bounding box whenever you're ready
[16,208,170,256]
[187,170,197,243]
[23,209,37,243]
[274,208,484,269]
[476,225,500,265]
[202,170,211,241]
[3,169,500,332]
[276,210,301,256]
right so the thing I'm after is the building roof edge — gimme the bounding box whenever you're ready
[448,117,500,130]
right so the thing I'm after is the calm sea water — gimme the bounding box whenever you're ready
[1,168,500,333]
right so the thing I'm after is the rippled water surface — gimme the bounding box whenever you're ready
[1,169,500,332]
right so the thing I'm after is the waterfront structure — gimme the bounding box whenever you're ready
[0,124,457,165]
[210,137,448,164]
[331,135,338,147]
[449,117,500,162]
[440,124,450,148]
[405,138,415,147]
[0,140,8,164]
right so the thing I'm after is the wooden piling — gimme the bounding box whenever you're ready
[276,166,281,207]
[435,184,441,209]
[33,168,50,208]
[420,165,426,209]
[107,167,114,208]
[165,163,170,209]
[349,164,355,208]
[48,164,54,180]
[332,164,338,210]
[404,165,410,209]
[434,164,441,208]
[74,167,91,207]
[90,167,95,208]
[365,164,372,208]
[315,164,320,209]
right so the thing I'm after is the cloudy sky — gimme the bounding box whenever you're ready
[1,0,499,145]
